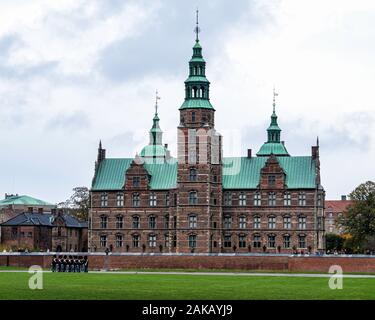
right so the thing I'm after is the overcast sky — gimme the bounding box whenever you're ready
[0,0,374,203]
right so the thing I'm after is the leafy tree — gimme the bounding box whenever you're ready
[338,181,375,249]
[58,187,89,221]
[325,233,344,251]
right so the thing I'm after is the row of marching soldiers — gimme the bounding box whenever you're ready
[51,255,89,273]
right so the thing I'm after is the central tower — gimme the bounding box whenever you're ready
[176,11,223,253]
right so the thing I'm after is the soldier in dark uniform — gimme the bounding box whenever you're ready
[57,255,62,272]
[79,256,85,272]
[62,255,67,272]
[83,256,88,273]
[68,255,73,272]
[74,256,79,272]
[51,255,57,272]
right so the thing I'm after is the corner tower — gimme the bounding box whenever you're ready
[176,10,223,253]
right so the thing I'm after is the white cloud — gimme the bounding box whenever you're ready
[2,0,157,75]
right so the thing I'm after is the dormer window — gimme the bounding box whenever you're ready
[133,176,140,187]
[268,175,276,186]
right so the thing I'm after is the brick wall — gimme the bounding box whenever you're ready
[2,253,375,273]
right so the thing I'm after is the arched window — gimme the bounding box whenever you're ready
[189,191,198,205]
[192,111,196,122]
[189,168,197,181]
[200,87,205,98]
[199,66,203,75]
[194,66,198,75]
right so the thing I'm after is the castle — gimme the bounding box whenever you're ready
[88,15,325,254]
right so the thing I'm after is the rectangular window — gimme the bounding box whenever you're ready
[116,216,123,229]
[253,216,261,229]
[224,192,232,206]
[189,215,197,228]
[298,193,306,206]
[132,193,140,207]
[283,216,291,229]
[224,216,232,229]
[100,193,108,207]
[164,215,169,229]
[268,235,276,248]
[239,193,247,206]
[100,216,108,229]
[268,175,276,186]
[253,235,261,248]
[283,235,291,248]
[189,191,198,205]
[132,235,139,248]
[268,192,276,206]
[165,193,170,206]
[253,193,261,206]
[239,216,247,229]
[164,234,169,248]
[116,193,124,207]
[268,216,276,229]
[148,216,156,229]
[132,216,140,229]
[223,235,232,248]
[116,235,123,248]
[298,235,306,248]
[284,193,291,206]
[133,176,140,187]
[149,193,157,207]
[298,216,307,230]
[239,235,246,248]
[100,235,107,248]
[149,234,156,248]
[189,235,197,248]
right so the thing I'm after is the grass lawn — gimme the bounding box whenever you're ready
[0,272,374,300]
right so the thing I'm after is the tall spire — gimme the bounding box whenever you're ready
[179,10,214,110]
[268,88,281,142]
[195,8,200,42]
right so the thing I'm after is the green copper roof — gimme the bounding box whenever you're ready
[140,145,168,158]
[185,76,209,83]
[189,57,205,63]
[256,142,290,156]
[0,195,54,207]
[222,156,316,189]
[92,158,177,190]
[92,156,316,191]
[179,99,215,110]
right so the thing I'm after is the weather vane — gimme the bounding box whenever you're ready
[155,90,161,115]
[194,8,200,41]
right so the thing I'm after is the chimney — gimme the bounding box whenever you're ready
[247,149,252,158]
[164,143,168,149]
[341,195,347,201]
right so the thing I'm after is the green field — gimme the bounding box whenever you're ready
[0,272,375,300]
